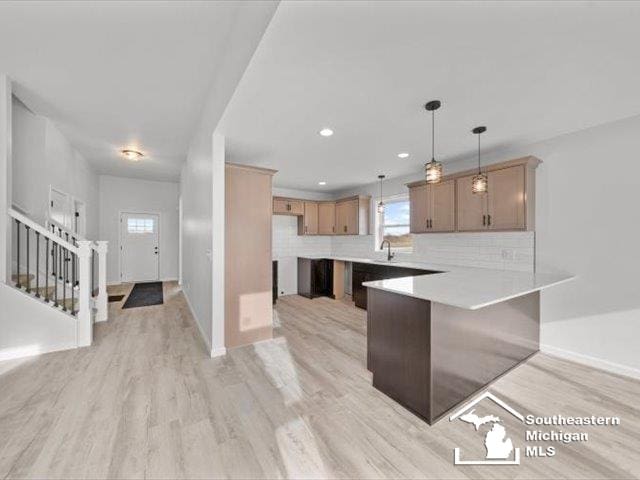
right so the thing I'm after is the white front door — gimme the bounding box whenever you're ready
[121,213,159,282]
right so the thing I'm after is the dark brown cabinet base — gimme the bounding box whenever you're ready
[297,258,333,299]
[352,262,440,309]
[367,287,540,424]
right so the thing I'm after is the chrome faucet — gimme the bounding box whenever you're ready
[380,240,395,261]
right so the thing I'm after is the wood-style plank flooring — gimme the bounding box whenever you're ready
[1,282,639,479]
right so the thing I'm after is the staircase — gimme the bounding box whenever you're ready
[7,208,108,348]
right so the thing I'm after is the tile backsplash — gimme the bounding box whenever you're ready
[273,216,535,295]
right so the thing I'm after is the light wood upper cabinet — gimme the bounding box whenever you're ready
[318,202,336,234]
[430,180,456,232]
[411,156,539,234]
[300,201,319,235]
[336,196,369,235]
[409,180,455,233]
[487,165,525,230]
[457,164,529,231]
[457,174,488,231]
[410,184,429,233]
[273,197,304,215]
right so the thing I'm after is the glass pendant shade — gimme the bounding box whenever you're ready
[471,173,488,194]
[425,159,443,184]
[471,125,488,195]
[377,174,386,214]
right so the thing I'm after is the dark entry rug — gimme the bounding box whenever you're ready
[122,282,164,309]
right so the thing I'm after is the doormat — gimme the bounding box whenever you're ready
[108,294,125,302]
[122,282,164,309]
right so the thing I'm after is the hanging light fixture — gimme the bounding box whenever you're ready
[471,126,488,194]
[377,174,386,214]
[424,100,443,184]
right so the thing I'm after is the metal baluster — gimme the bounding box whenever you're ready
[58,228,62,280]
[45,237,50,302]
[53,243,58,307]
[35,232,40,297]
[92,249,95,296]
[72,236,78,286]
[26,226,31,292]
[62,246,67,311]
[15,220,21,288]
[71,251,75,315]
[64,233,69,286]
[50,226,55,278]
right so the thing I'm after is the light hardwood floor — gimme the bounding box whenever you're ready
[1,282,639,479]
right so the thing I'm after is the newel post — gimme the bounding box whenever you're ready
[95,241,108,322]
[77,240,93,347]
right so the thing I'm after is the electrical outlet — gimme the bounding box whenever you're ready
[501,249,515,261]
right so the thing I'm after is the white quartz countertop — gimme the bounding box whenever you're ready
[297,255,574,310]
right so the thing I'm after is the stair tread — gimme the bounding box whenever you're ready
[12,273,35,282]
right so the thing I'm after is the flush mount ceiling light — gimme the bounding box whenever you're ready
[318,181,327,186]
[121,149,144,161]
[424,100,443,184]
[471,126,488,194]
[377,174,386,214]
[397,152,410,158]
[319,128,334,137]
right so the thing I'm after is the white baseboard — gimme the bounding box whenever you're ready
[182,289,217,356]
[541,344,640,380]
[0,342,77,362]
[211,346,227,357]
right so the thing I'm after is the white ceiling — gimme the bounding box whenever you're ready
[0,1,276,182]
[220,1,640,192]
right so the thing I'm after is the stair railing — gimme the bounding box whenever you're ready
[9,208,95,346]
[45,218,108,323]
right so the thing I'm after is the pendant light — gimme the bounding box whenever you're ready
[471,126,488,194]
[424,100,443,184]
[377,174,386,214]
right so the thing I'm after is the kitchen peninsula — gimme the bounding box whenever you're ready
[297,255,572,424]
[363,267,573,424]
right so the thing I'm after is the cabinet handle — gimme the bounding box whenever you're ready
[343,225,347,233]
[482,214,486,226]
[426,219,429,229]
[429,219,433,229]
[332,226,335,233]
[487,214,492,226]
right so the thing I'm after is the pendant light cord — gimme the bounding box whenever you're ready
[431,110,435,162]
[477,133,481,174]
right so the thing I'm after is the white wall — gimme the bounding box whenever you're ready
[11,96,99,238]
[180,3,277,355]
[98,175,178,285]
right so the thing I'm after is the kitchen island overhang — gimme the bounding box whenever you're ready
[363,270,573,425]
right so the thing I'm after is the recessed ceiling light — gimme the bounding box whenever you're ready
[121,149,144,161]
[319,128,334,137]
[398,152,410,158]
[318,181,327,186]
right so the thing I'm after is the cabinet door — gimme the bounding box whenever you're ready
[431,180,456,232]
[409,184,429,233]
[343,199,360,234]
[273,198,289,214]
[303,202,318,234]
[456,174,488,231]
[318,202,336,234]
[288,199,304,215]
[487,165,525,230]
[336,199,358,234]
